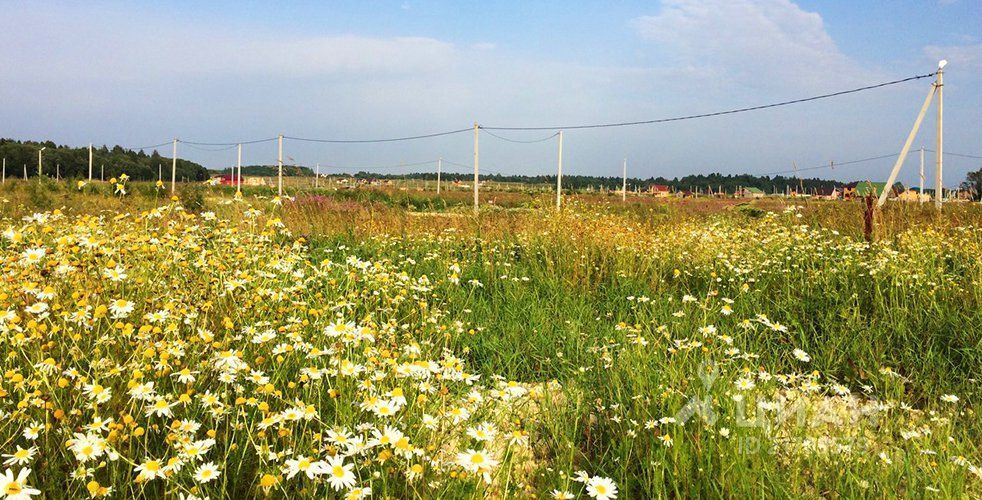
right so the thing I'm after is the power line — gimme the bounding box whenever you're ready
[180,143,238,152]
[923,149,982,160]
[125,141,173,151]
[480,129,559,143]
[179,137,277,146]
[761,153,899,177]
[318,159,438,171]
[481,73,937,131]
[284,128,471,144]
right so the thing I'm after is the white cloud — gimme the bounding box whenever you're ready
[632,0,864,90]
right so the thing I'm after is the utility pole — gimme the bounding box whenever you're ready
[237,143,242,193]
[437,157,442,195]
[277,134,284,197]
[473,123,479,214]
[556,130,564,210]
[88,143,93,182]
[935,61,944,210]
[171,139,178,194]
[919,147,925,204]
[878,61,944,208]
[622,158,627,202]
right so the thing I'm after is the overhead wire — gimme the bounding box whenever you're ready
[284,128,472,144]
[481,73,937,131]
[179,137,278,146]
[480,129,559,143]
[761,153,900,177]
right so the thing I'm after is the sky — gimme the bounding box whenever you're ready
[2,0,981,186]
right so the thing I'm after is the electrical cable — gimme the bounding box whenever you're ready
[481,73,937,131]
[480,129,559,143]
[761,153,900,176]
[284,128,471,144]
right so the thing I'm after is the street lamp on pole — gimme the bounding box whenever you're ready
[38,147,46,177]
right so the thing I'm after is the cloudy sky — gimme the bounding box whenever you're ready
[2,0,980,185]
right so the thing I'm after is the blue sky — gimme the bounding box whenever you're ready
[2,0,980,185]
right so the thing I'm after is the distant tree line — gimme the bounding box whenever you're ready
[0,139,209,181]
[210,165,314,177]
[339,170,845,194]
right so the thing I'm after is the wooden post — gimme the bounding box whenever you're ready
[622,158,627,202]
[877,72,937,207]
[37,148,44,177]
[277,134,284,197]
[437,157,442,195]
[88,143,93,182]
[101,163,104,182]
[919,147,925,204]
[556,130,563,210]
[473,123,479,214]
[56,163,60,180]
[935,62,944,210]
[237,143,242,193]
[171,139,178,194]
[2,158,4,184]
[23,165,27,180]
[158,164,162,183]
[315,163,319,189]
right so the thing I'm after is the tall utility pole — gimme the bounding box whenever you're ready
[935,62,944,210]
[556,130,564,210]
[473,123,479,214]
[237,143,243,193]
[621,158,627,202]
[171,139,178,194]
[88,143,93,182]
[277,134,284,197]
[919,147,925,204]
[437,157,442,195]
[878,61,944,208]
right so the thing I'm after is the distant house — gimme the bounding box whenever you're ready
[897,189,930,203]
[843,181,902,199]
[212,174,237,186]
[815,187,840,200]
[649,184,671,197]
[737,187,765,198]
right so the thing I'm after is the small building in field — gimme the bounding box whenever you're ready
[649,184,671,197]
[815,187,840,200]
[897,189,930,202]
[211,174,237,186]
[737,187,766,198]
[843,181,902,199]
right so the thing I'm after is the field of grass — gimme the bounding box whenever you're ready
[0,178,978,498]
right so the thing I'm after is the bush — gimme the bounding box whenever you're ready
[178,185,206,213]
[26,177,57,210]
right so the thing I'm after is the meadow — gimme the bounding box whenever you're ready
[0,178,978,498]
